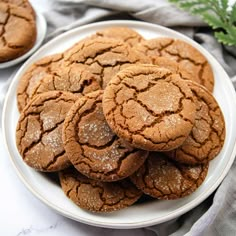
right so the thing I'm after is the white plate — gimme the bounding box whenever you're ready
[2,20,236,229]
[0,11,47,69]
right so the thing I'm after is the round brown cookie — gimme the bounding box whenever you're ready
[103,64,196,151]
[16,91,79,172]
[2,0,35,18]
[64,37,151,88]
[0,2,36,62]
[16,53,65,112]
[30,65,101,99]
[165,81,225,165]
[130,152,209,200]
[63,90,148,182]
[135,38,214,92]
[59,168,142,212]
[90,27,144,47]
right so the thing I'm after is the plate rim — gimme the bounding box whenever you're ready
[2,20,236,229]
[0,11,47,69]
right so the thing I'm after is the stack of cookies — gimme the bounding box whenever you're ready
[0,0,36,62]
[15,27,225,213]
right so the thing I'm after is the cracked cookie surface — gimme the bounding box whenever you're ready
[153,57,193,82]
[0,2,36,62]
[17,53,65,112]
[30,65,101,99]
[135,38,214,92]
[16,91,79,172]
[103,64,196,151]
[130,152,208,199]
[165,81,225,165]
[64,37,151,88]
[59,168,142,212]
[63,90,148,182]
[90,27,144,46]
[2,0,35,17]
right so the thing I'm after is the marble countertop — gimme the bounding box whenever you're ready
[0,1,155,235]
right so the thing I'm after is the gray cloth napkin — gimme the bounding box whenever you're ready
[1,0,236,235]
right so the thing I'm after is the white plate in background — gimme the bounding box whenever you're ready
[2,20,236,229]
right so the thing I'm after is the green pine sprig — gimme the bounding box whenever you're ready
[169,0,236,46]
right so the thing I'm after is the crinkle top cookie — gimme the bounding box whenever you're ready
[166,81,225,165]
[135,38,214,92]
[63,90,148,182]
[103,64,196,151]
[64,37,151,88]
[16,91,78,172]
[0,2,36,62]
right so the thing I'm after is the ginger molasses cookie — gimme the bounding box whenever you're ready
[16,91,78,172]
[30,65,101,99]
[2,0,35,17]
[64,37,151,88]
[17,54,64,112]
[63,90,148,182]
[59,168,142,212]
[166,81,225,165]
[0,2,36,62]
[103,64,196,151]
[135,38,214,92]
[91,27,144,46]
[130,152,209,200]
